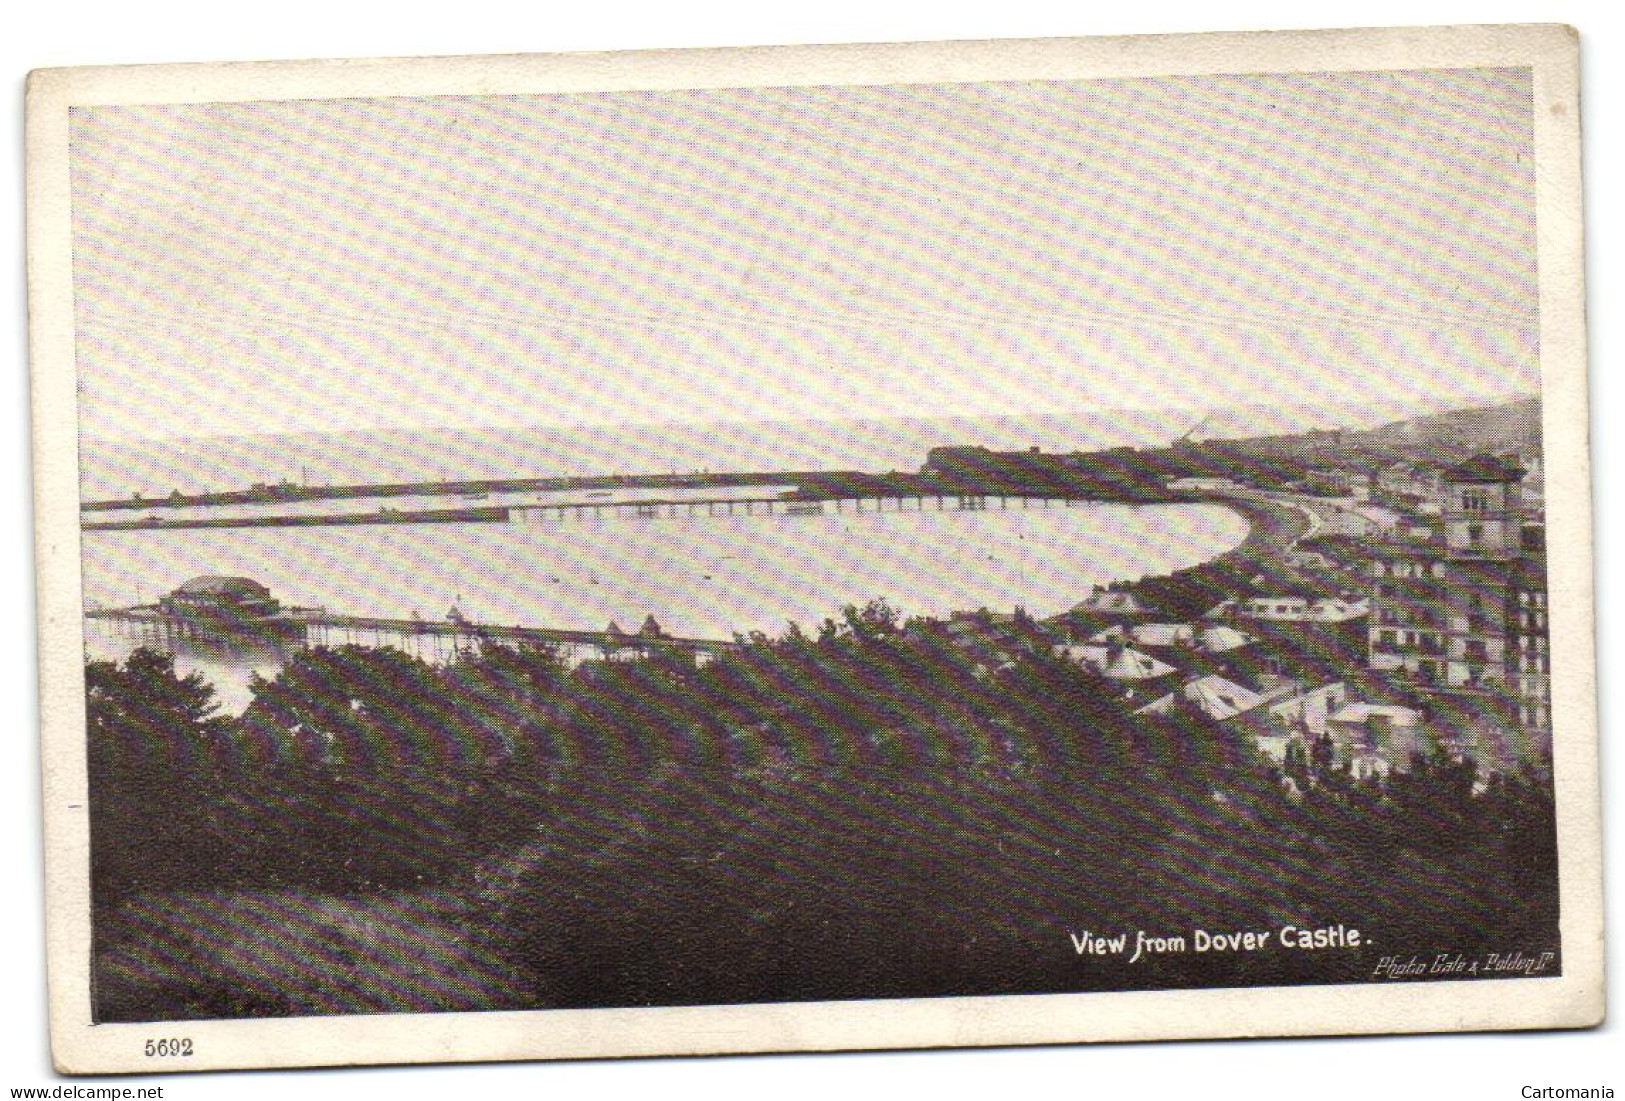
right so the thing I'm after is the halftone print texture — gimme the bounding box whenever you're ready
[63,53,1567,1038]
[70,69,1535,446]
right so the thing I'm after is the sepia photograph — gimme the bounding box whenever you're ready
[21,15,1604,1080]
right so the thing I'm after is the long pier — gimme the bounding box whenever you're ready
[512,493,1075,524]
[84,606,739,663]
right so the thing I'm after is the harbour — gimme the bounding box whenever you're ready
[80,498,1252,710]
[84,490,1095,532]
[86,580,738,665]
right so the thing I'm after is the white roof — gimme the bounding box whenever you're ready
[1180,676,1267,720]
[1091,622,1253,653]
[1134,675,1269,720]
[1075,591,1150,615]
[1134,694,1176,716]
[1236,597,1309,620]
[1090,623,1194,648]
[1197,626,1252,652]
[1309,597,1369,621]
[1066,644,1178,681]
[1132,623,1196,648]
[1235,596,1368,622]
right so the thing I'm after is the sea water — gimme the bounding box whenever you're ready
[80,500,1248,712]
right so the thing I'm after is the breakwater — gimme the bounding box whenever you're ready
[83,500,1252,709]
[81,470,838,514]
[83,491,1112,533]
[81,454,1189,529]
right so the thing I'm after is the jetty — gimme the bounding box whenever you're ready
[86,576,738,664]
[80,470,844,514]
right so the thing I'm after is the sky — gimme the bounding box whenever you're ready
[69,66,1539,442]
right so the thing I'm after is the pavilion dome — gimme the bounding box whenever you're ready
[172,576,272,599]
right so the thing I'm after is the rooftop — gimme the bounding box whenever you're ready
[1443,453,1526,484]
[1073,590,1157,616]
[171,576,273,599]
[1330,703,1422,726]
[1176,675,1267,720]
[1064,644,1179,681]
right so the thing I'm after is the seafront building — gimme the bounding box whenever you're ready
[1202,593,1369,686]
[1366,454,1551,762]
[156,575,284,622]
[148,575,305,648]
[87,424,1553,781]
[1061,447,1551,776]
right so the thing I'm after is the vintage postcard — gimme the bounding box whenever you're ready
[27,23,1601,1074]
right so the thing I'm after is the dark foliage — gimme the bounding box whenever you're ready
[86,651,231,901]
[85,606,1561,1020]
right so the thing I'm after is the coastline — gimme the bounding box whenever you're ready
[1201,490,1317,573]
[83,496,1247,651]
[81,483,1195,533]
[1047,490,1322,630]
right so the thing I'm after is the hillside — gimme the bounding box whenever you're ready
[918,395,1545,503]
[1344,395,1542,468]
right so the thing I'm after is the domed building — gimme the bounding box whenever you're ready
[155,576,297,641]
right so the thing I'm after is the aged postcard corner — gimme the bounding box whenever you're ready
[27,20,1600,1076]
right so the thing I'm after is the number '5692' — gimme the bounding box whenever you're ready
[144,1038,194,1057]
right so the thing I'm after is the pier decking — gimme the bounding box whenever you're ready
[511,493,1077,524]
[85,605,739,662]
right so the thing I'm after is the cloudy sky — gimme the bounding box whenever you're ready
[70,66,1538,442]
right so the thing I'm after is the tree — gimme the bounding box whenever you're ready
[87,648,223,753]
[1310,732,1337,778]
[444,635,569,764]
[840,598,903,644]
[85,649,228,902]
[1283,738,1309,788]
[226,644,529,888]
[242,644,472,769]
